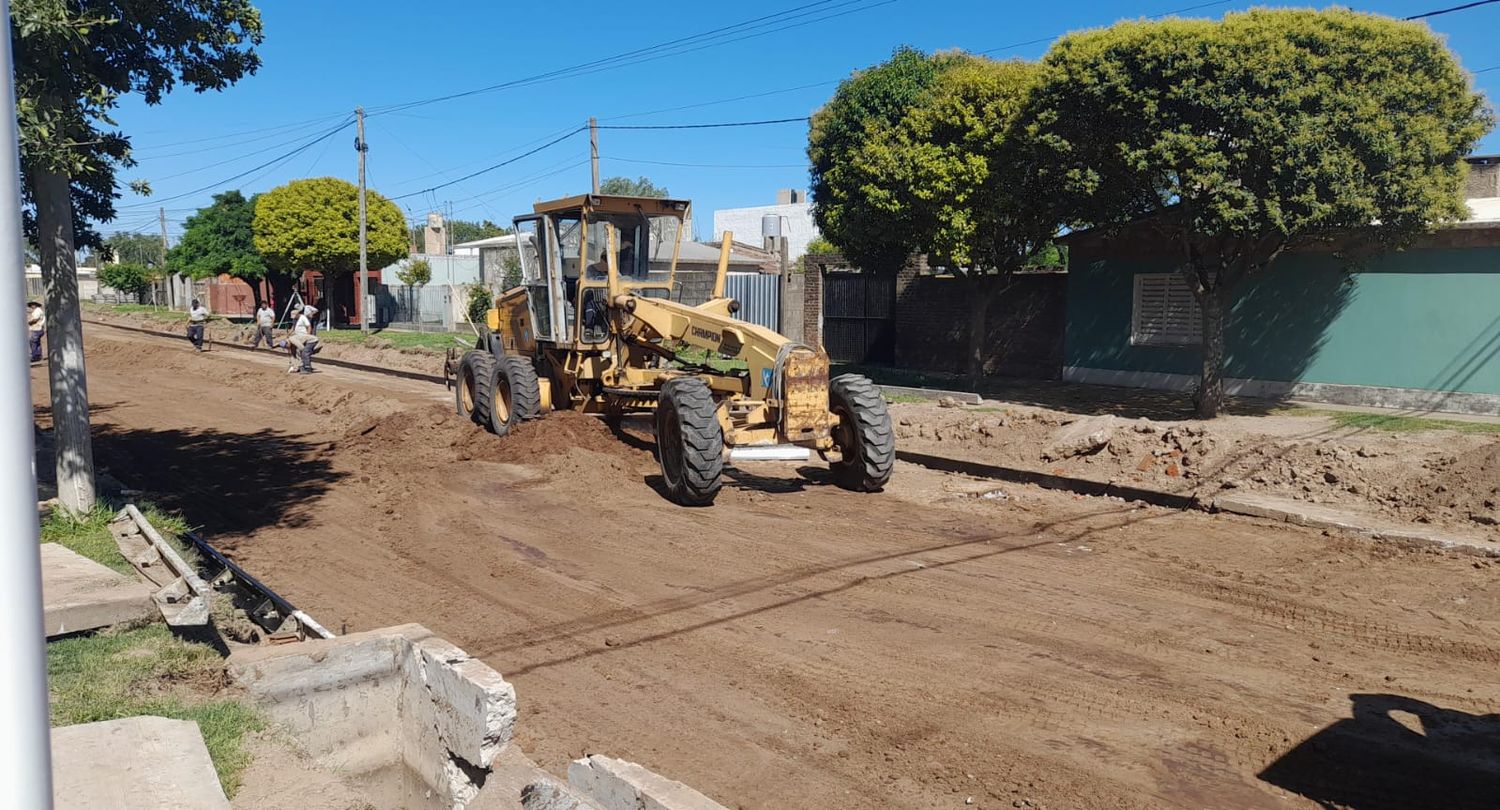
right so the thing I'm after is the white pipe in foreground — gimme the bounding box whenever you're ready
[0,0,56,804]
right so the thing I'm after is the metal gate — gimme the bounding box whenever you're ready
[822,271,895,363]
[725,272,780,332]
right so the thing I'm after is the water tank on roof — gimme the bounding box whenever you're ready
[761,215,782,238]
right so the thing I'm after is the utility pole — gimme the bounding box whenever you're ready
[589,116,600,194]
[0,1,57,802]
[159,206,170,309]
[356,106,369,334]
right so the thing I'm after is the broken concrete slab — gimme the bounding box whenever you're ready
[520,777,605,810]
[567,755,728,810]
[52,716,228,810]
[41,542,157,637]
[1042,415,1116,461]
[1214,493,1500,557]
[229,623,526,810]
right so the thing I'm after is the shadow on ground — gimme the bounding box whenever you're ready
[83,422,345,536]
[1259,693,1500,810]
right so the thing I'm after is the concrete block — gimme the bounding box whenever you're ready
[229,623,518,810]
[1043,415,1116,461]
[521,777,605,810]
[41,542,157,637]
[568,755,728,810]
[1214,493,1500,557]
[52,716,228,809]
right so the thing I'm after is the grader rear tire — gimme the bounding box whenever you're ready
[457,351,496,429]
[484,355,542,436]
[654,377,724,506]
[828,374,895,491]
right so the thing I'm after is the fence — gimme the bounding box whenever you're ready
[379,284,456,331]
[725,272,781,332]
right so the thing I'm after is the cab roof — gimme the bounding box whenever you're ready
[531,193,691,217]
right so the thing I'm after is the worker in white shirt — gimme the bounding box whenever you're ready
[249,302,276,349]
[287,304,321,373]
[26,301,44,363]
[187,299,210,351]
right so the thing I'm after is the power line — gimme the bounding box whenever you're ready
[608,156,807,169]
[596,117,809,130]
[116,116,355,210]
[387,127,586,201]
[1475,65,1499,73]
[599,80,839,122]
[1406,0,1500,21]
[369,0,888,116]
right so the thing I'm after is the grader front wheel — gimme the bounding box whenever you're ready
[828,374,895,491]
[654,377,724,506]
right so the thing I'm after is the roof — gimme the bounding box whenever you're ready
[676,240,776,269]
[452,234,519,250]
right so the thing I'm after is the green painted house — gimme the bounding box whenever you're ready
[1063,158,1500,416]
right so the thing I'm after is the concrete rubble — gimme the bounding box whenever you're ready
[228,623,523,809]
[1042,414,1117,461]
[40,542,157,637]
[52,716,229,810]
[564,755,729,810]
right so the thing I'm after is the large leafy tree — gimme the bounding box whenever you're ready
[808,46,963,273]
[169,189,269,307]
[12,0,263,513]
[449,218,511,245]
[97,261,151,299]
[89,231,163,266]
[599,176,668,197]
[1035,8,1492,417]
[253,177,408,276]
[856,55,1057,377]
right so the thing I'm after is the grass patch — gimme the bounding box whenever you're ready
[41,503,195,575]
[317,327,473,352]
[1285,408,1500,434]
[884,393,926,404]
[83,302,166,316]
[48,625,264,795]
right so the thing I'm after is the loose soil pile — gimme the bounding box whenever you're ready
[894,401,1500,534]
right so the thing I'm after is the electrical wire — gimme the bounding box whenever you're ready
[115,116,355,210]
[387,127,585,201]
[596,117,809,130]
[1406,0,1500,21]
[607,156,807,169]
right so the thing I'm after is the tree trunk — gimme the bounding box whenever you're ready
[35,169,96,513]
[1196,284,1226,419]
[965,283,987,383]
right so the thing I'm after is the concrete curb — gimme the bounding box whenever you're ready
[876,383,982,405]
[1213,493,1499,558]
[896,450,1199,510]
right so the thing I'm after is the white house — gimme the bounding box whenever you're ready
[713,189,821,261]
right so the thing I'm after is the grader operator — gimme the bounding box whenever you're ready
[448,193,893,506]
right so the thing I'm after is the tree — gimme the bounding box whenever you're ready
[168,190,269,307]
[253,177,408,277]
[93,231,162,266]
[97,261,152,300]
[12,1,263,514]
[808,46,964,273]
[501,254,522,290]
[809,49,1058,378]
[449,219,511,246]
[396,258,431,287]
[599,176,668,197]
[465,285,492,324]
[1035,9,1491,417]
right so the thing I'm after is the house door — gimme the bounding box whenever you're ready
[822,271,895,364]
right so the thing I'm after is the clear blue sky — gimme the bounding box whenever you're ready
[105,0,1500,243]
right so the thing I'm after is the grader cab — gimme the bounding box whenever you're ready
[449,193,893,506]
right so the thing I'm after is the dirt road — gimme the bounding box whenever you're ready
[36,324,1500,809]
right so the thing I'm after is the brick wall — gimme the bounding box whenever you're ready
[894,265,1066,378]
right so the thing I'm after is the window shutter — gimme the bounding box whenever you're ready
[1132,273,1203,346]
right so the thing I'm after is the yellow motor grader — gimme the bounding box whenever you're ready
[447,193,893,506]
